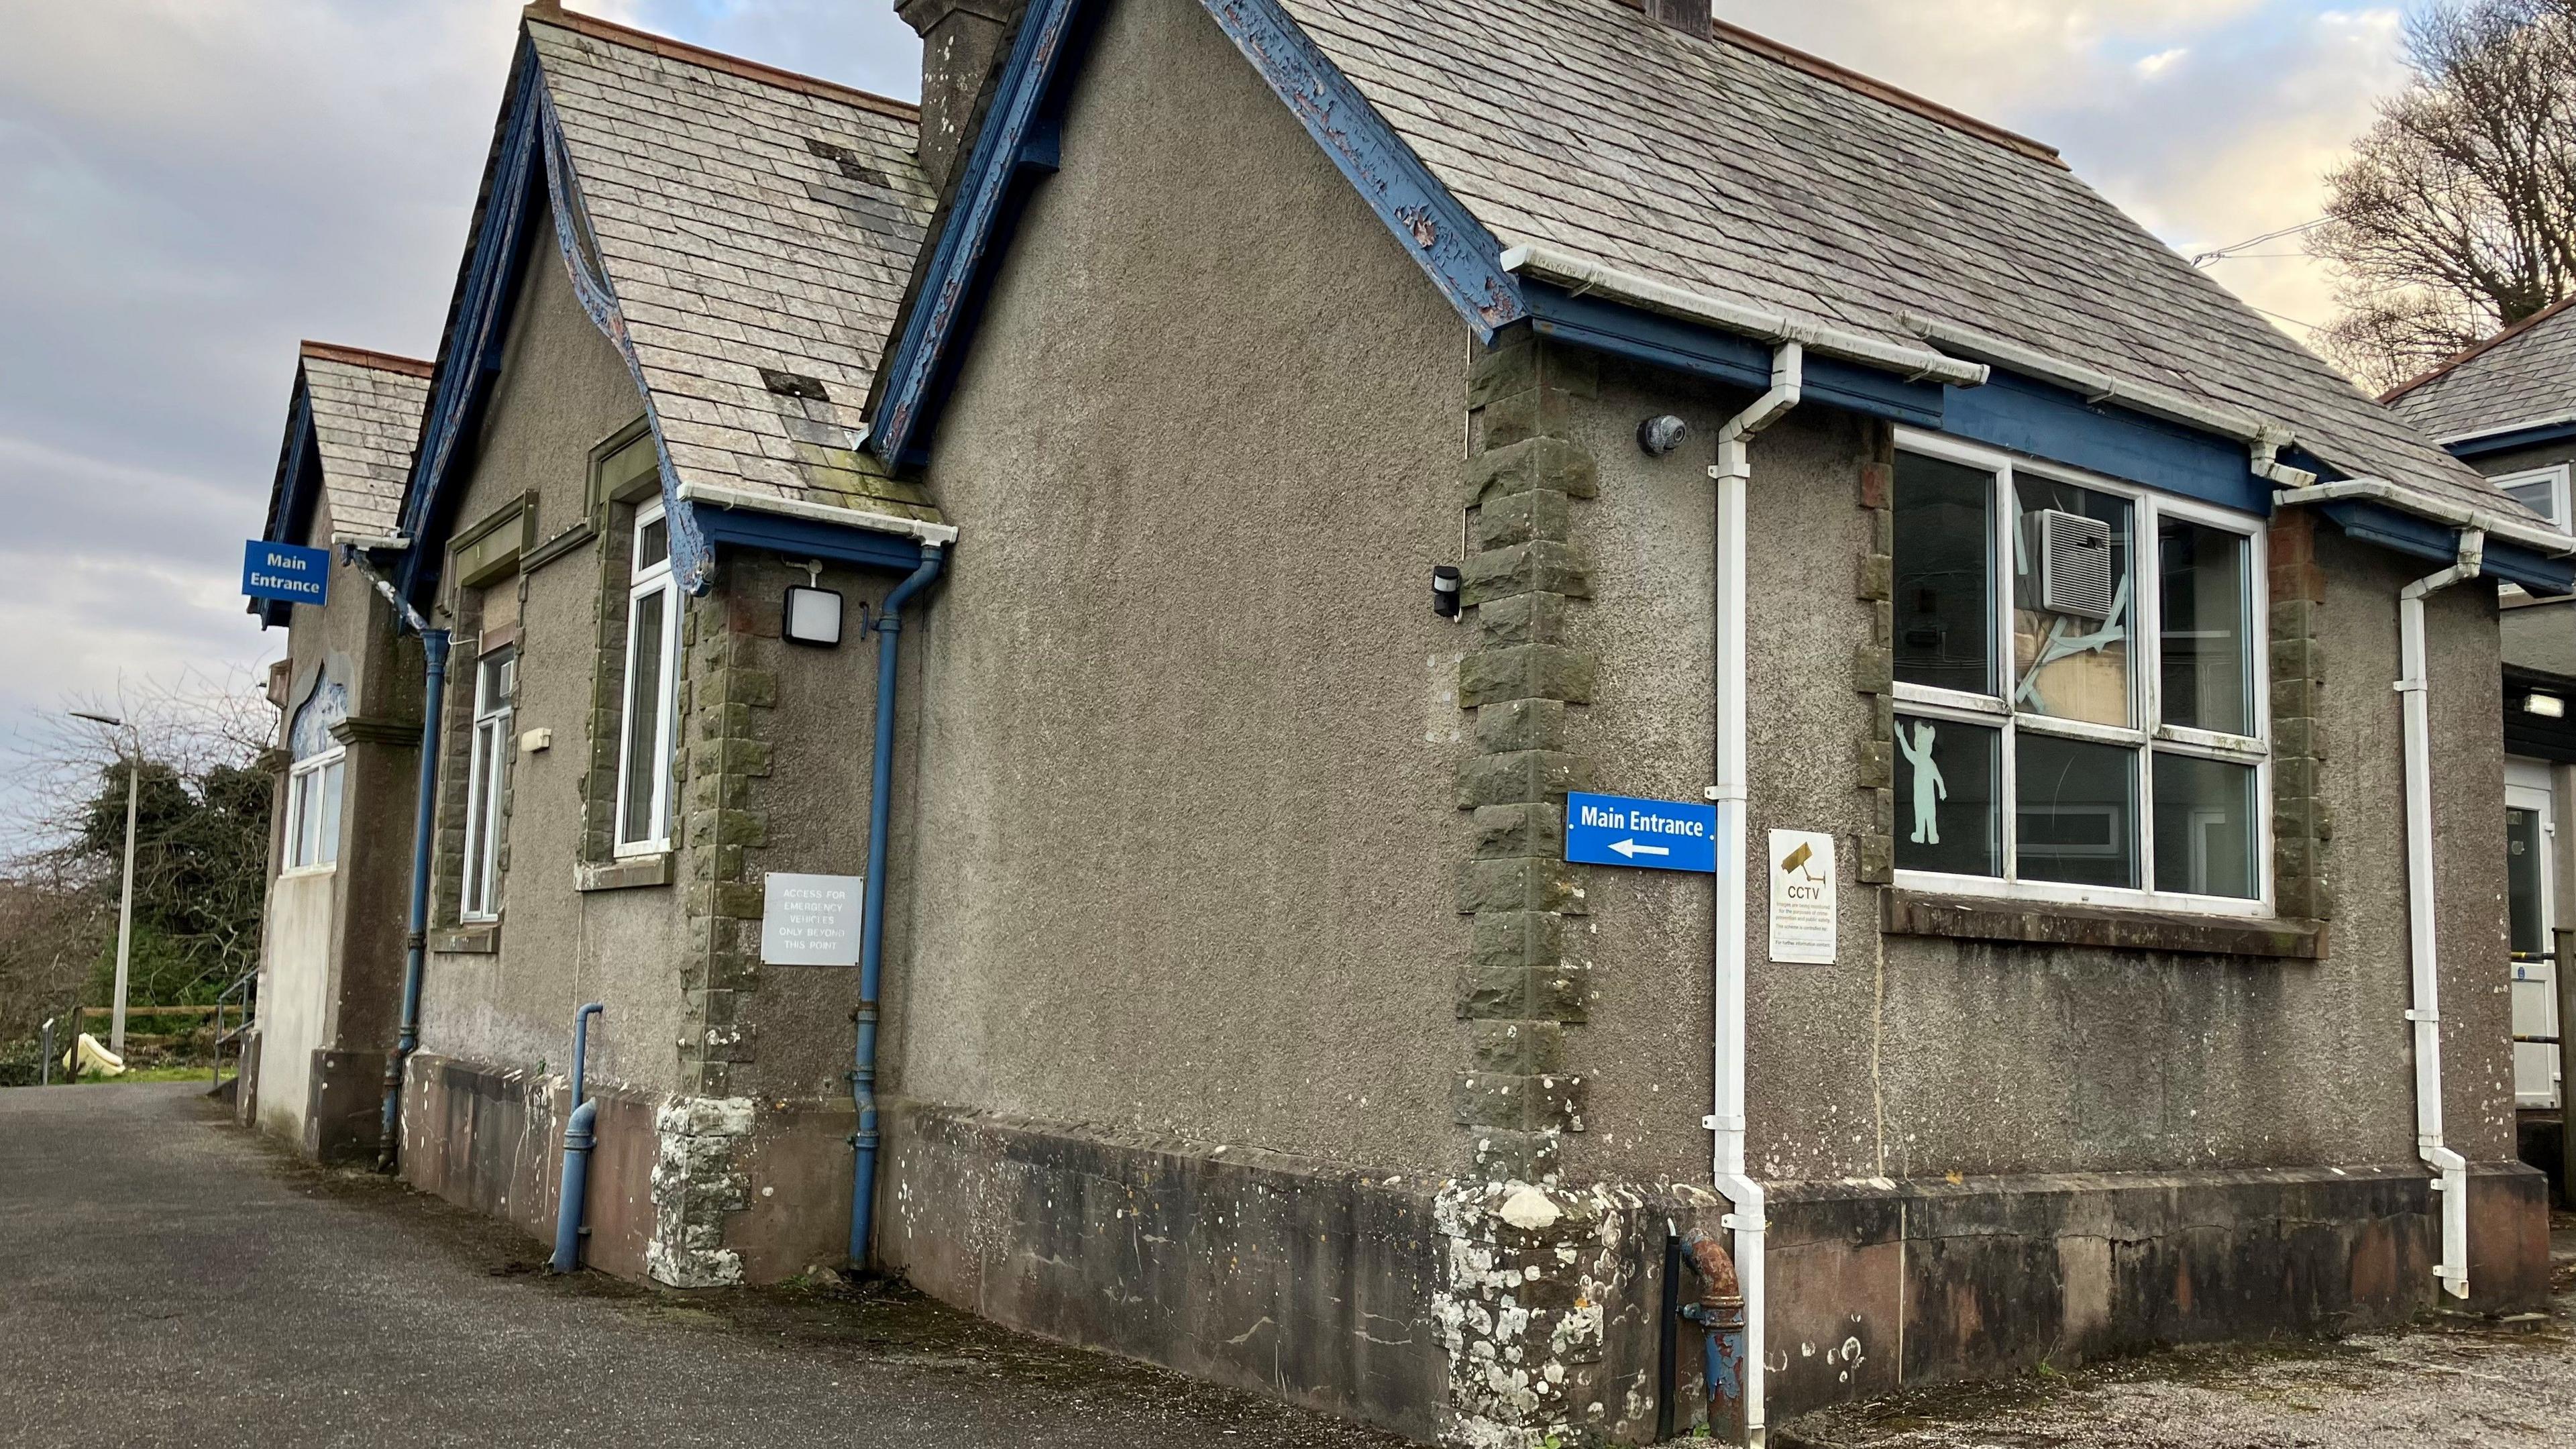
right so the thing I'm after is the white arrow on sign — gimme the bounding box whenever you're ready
[1608,838,1669,859]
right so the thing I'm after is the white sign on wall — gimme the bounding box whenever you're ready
[1767,830,1836,965]
[760,872,864,966]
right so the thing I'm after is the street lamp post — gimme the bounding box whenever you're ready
[71,710,139,1055]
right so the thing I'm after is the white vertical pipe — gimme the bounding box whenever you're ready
[1708,343,1801,1445]
[111,742,138,1055]
[2397,530,2481,1300]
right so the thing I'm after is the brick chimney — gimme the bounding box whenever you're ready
[898,0,1020,193]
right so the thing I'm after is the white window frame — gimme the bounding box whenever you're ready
[460,646,515,921]
[613,500,680,857]
[2494,462,2573,530]
[281,747,345,874]
[1890,428,2273,916]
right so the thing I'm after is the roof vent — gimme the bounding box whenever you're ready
[760,368,833,402]
[1644,0,1709,35]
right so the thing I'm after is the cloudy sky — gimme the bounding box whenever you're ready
[0,0,2410,836]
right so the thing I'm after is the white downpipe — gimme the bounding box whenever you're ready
[2398,529,2483,1301]
[1708,343,1801,1446]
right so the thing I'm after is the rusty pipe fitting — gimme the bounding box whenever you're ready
[1680,1230,1749,1444]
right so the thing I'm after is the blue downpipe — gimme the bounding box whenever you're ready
[377,628,451,1172]
[849,547,945,1269]
[550,1002,606,1273]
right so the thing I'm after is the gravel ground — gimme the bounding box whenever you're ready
[1778,1221,2576,1449]
[0,1081,1410,1449]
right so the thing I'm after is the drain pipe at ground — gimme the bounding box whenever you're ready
[550,1002,605,1273]
[1706,342,1801,1446]
[2397,529,2483,1301]
[337,545,451,1175]
[847,543,946,1269]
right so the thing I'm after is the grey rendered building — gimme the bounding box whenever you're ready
[2387,297,2576,1186]
[248,0,2571,1444]
[246,343,432,1161]
[853,0,2565,1442]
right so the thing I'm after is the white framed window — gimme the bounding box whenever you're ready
[283,749,345,873]
[460,645,516,920]
[614,501,680,856]
[1888,429,2271,914]
[2496,463,2572,531]
[282,678,347,873]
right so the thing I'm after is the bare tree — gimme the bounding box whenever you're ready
[0,667,278,1046]
[2313,0,2576,390]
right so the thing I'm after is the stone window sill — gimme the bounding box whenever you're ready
[576,853,672,892]
[1883,889,2324,960]
[432,924,500,955]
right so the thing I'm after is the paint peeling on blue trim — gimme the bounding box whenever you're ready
[1199,0,1523,337]
[869,0,1091,468]
[2318,498,2574,594]
[396,46,549,608]
[537,87,716,595]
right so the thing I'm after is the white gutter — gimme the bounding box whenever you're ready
[1498,243,1988,389]
[675,479,961,547]
[2274,479,2576,559]
[2438,409,2576,449]
[2396,529,2484,1301]
[1706,341,1803,1448]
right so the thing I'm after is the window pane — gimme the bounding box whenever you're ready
[637,513,670,572]
[2152,753,2257,898]
[478,647,515,714]
[463,726,491,912]
[2502,477,2563,529]
[287,770,312,869]
[621,587,669,845]
[2016,734,2138,887]
[2509,806,2546,956]
[317,759,345,867]
[2159,521,2252,736]
[1893,453,1994,694]
[2013,478,2132,727]
[1894,714,2002,875]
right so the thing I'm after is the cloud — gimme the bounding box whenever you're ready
[0,0,2411,845]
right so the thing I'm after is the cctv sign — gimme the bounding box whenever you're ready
[1767,830,1836,965]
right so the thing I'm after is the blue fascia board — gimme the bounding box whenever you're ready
[2447,419,2576,460]
[1523,282,1945,427]
[1197,0,1525,338]
[690,508,929,576]
[2319,498,2575,594]
[869,0,1096,468]
[1941,369,2268,515]
[396,48,548,608]
[257,387,319,629]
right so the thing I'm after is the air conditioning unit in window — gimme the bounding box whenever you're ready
[2036,508,2114,619]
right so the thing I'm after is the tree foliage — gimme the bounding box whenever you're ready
[2314,0,2576,390]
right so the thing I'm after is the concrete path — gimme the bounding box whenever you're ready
[0,1082,1408,1449]
[1779,1228,2576,1449]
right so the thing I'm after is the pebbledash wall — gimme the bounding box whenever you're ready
[865,0,2548,1442]
[393,207,899,1287]
[253,488,425,1163]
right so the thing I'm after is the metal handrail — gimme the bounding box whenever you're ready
[211,970,257,1089]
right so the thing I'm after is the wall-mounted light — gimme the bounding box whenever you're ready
[785,584,844,647]
[1432,565,1462,619]
[2526,692,2565,718]
[1638,415,1688,456]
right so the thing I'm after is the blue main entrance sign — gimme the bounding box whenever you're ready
[1564,791,1717,873]
[243,540,331,607]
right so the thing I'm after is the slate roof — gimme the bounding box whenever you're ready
[1271,0,2534,524]
[525,10,941,520]
[2383,299,2576,442]
[280,343,432,542]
